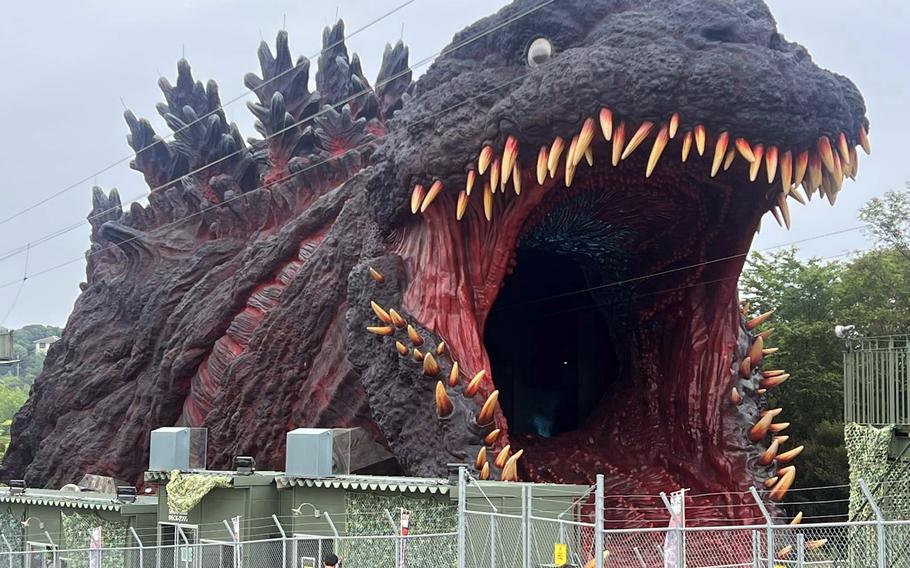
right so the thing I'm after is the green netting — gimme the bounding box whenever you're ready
[60,511,129,568]
[166,470,231,514]
[0,508,24,568]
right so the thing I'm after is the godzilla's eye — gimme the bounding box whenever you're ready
[526,37,553,67]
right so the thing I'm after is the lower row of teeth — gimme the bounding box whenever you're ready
[408,108,870,229]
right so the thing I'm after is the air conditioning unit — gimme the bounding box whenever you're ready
[0,328,13,362]
[149,427,207,471]
[286,428,352,477]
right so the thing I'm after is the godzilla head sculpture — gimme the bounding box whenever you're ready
[3,0,868,526]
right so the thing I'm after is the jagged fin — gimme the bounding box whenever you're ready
[376,41,412,119]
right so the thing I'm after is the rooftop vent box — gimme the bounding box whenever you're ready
[286,428,351,477]
[149,427,207,471]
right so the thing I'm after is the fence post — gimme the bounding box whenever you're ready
[659,492,683,568]
[383,509,400,568]
[457,466,466,568]
[595,475,604,568]
[2,533,13,568]
[796,533,805,568]
[751,530,760,568]
[490,511,497,568]
[223,520,239,568]
[130,527,145,568]
[272,514,287,568]
[859,478,887,568]
[521,484,530,568]
[749,486,773,568]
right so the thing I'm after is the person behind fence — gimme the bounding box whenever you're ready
[323,552,340,567]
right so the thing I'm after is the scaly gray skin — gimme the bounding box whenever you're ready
[3,0,866,527]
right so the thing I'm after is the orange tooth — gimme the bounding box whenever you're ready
[765,146,779,183]
[808,154,822,191]
[410,184,425,214]
[490,157,501,191]
[749,412,775,442]
[501,449,523,481]
[681,131,693,162]
[859,125,871,154]
[646,125,670,177]
[407,324,424,346]
[761,373,791,389]
[789,512,803,525]
[776,546,793,560]
[367,325,394,336]
[832,152,844,190]
[763,476,779,489]
[711,131,729,177]
[448,361,460,387]
[572,118,596,166]
[512,164,522,195]
[479,462,490,480]
[669,112,680,138]
[746,310,774,330]
[776,445,804,464]
[769,206,784,228]
[762,369,786,378]
[758,439,779,466]
[789,186,806,206]
[420,180,443,213]
[611,121,627,166]
[435,381,453,418]
[756,388,768,395]
[749,144,764,182]
[423,353,440,376]
[770,422,790,434]
[761,408,784,418]
[762,347,780,356]
[731,387,742,405]
[621,121,654,160]
[837,132,851,165]
[817,136,835,173]
[494,445,511,468]
[456,190,469,221]
[847,146,858,179]
[483,182,494,221]
[436,342,446,356]
[484,428,501,445]
[739,356,752,379]
[807,539,828,551]
[464,370,486,397]
[777,193,791,230]
[793,150,809,187]
[749,336,765,364]
[475,446,487,470]
[694,125,706,155]
[478,146,494,174]
[502,135,519,181]
[548,137,565,178]
[723,146,736,171]
[466,169,477,196]
[780,150,793,195]
[599,108,613,141]
[369,267,385,283]
[371,301,392,324]
[769,466,796,501]
[757,328,775,340]
[584,147,594,167]
[734,138,756,162]
[413,349,424,362]
[389,309,406,328]
[536,146,548,185]
[477,390,500,425]
[565,135,578,186]
[395,341,409,357]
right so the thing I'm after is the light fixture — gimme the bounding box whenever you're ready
[116,486,138,503]
[292,502,321,518]
[232,456,256,474]
[9,480,25,495]
[22,517,44,530]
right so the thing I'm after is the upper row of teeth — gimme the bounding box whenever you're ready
[408,108,871,225]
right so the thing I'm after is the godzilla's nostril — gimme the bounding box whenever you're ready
[702,24,740,44]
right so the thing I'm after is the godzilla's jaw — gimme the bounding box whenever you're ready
[381,110,866,523]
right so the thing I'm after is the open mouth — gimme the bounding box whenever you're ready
[364,108,867,524]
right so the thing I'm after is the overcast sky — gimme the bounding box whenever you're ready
[0,0,907,330]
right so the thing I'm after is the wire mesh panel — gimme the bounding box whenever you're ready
[529,517,595,568]
[335,533,456,568]
[683,527,758,568]
[886,522,910,568]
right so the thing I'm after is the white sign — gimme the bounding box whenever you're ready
[168,512,189,523]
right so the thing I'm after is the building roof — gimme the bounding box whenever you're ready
[0,488,156,512]
[32,336,60,344]
[276,474,451,494]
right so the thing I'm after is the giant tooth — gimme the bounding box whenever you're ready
[480,462,491,480]
[761,407,784,418]
[832,152,844,190]
[537,146,548,185]
[762,369,786,378]
[548,137,565,178]
[746,310,774,330]
[448,361,460,387]
[770,206,784,228]
[371,301,392,324]
[611,121,627,166]
[622,121,655,160]
[735,138,756,163]
[789,512,803,525]
[837,133,851,165]
[410,184,425,214]
[501,449,524,481]
[646,125,670,178]
[817,136,835,173]
[420,180,443,213]
[723,146,736,171]
[808,155,823,192]
[748,336,765,364]
[859,125,871,154]
[757,328,775,340]
[769,466,796,501]
[435,381,454,418]
[512,163,523,195]
[776,445,804,464]
[749,144,765,182]
[573,118,597,166]
[761,373,791,389]
[413,349,424,362]
[475,447,487,470]
[794,150,809,187]
[770,422,790,433]
[758,439,779,466]
[749,412,775,442]
[762,347,780,356]
[484,428,501,445]
[502,135,519,183]
[436,341,447,356]
[407,324,424,346]
[584,147,594,167]
[765,146,779,184]
[777,192,791,230]
[423,353,440,376]
[789,185,807,206]
[599,108,613,141]
[367,325,394,336]
[369,267,385,283]
[389,309,406,328]
[776,546,793,560]
[763,476,779,489]
[466,169,476,196]
[731,387,742,405]
[395,341,410,357]
[477,390,500,425]
[456,190,469,221]
[565,135,579,187]
[807,539,828,551]
[490,157,501,192]
[478,145,494,175]
[711,132,729,177]
[739,356,752,379]
[681,131,693,162]
[780,150,793,195]
[694,125,706,156]
[465,370,487,397]
[483,182,494,221]
[494,445,511,469]
[847,146,858,179]
[669,112,680,139]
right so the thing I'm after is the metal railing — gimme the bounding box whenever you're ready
[844,335,910,425]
